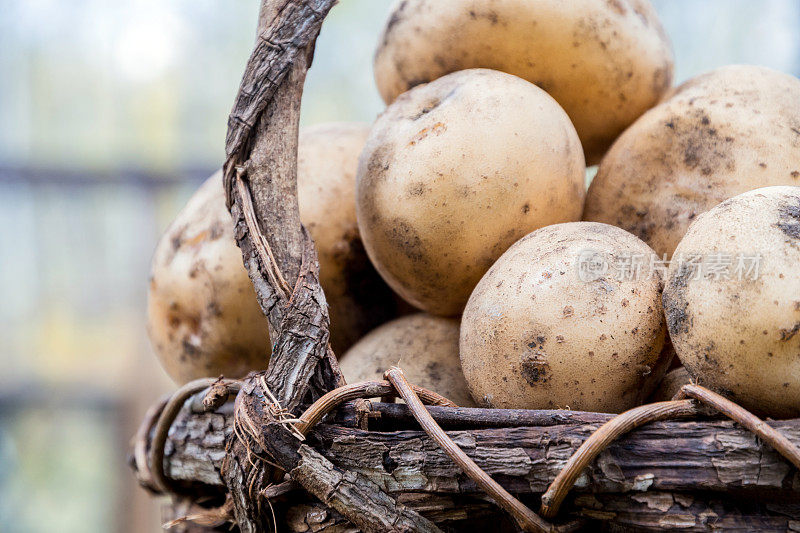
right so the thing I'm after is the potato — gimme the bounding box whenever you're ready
[339,314,476,407]
[663,186,800,418]
[357,69,585,316]
[460,222,670,412]
[374,0,674,162]
[147,171,270,384]
[584,65,800,258]
[649,367,691,402]
[149,124,399,383]
[298,123,400,354]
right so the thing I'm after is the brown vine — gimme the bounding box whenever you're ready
[149,378,242,494]
[131,392,170,493]
[385,367,558,533]
[223,0,342,414]
[540,385,800,519]
[295,379,457,435]
[676,384,800,471]
[539,399,703,518]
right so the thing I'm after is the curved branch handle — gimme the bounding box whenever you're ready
[222,0,343,412]
[216,3,447,532]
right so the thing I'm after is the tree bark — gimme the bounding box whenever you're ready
[573,492,800,532]
[291,446,443,533]
[223,0,341,413]
[284,492,800,533]
[283,497,512,533]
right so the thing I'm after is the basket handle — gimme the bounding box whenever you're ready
[221,0,344,414]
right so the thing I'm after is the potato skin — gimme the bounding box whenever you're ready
[460,222,669,413]
[297,123,400,354]
[147,172,270,384]
[339,314,476,407]
[584,65,800,258]
[357,69,585,316]
[663,186,800,418]
[374,0,673,162]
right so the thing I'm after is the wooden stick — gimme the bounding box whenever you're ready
[228,387,445,533]
[150,400,800,497]
[334,401,614,429]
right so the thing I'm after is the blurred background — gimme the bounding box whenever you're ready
[0,0,798,531]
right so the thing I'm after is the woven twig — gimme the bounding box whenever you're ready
[539,399,703,518]
[146,378,242,494]
[131,392,170,493]
[384,367,562,533]
[676,384,800,470]
[132,373,800,530]
[540,384,800,519]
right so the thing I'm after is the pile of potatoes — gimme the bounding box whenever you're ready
[147,0,800,418]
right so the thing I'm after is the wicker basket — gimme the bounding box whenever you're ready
[130,2,800,532]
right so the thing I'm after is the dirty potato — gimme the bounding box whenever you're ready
[298,123,400,354]
[357,69,585,316]
[584,65,800,258]
[374,0,674,162]
[460,222,670,413]
[663,186,800,418]
[339,314,476,406]
[149,123,402,383]
[147,172,270,384]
